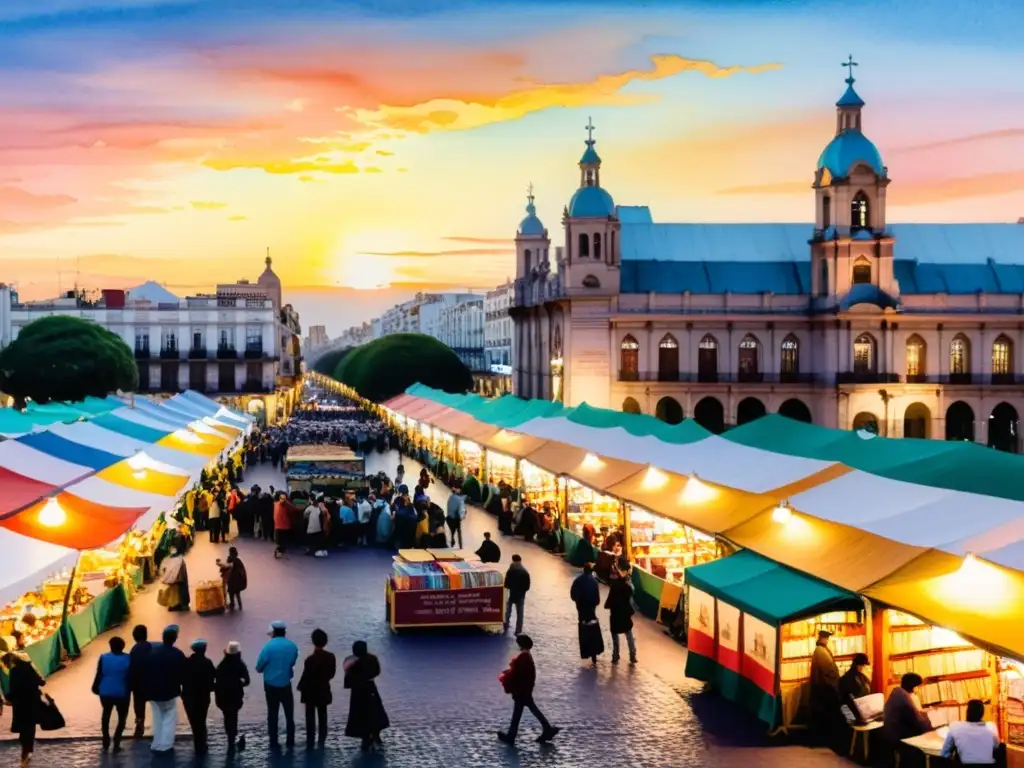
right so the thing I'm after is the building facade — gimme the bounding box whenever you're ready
[305,325,329,352]
[484,281,514,394]
[436,295,485,372]
[511,68,1024,452]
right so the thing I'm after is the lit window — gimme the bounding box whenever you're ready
[950,335,970,375]
[993,336,1013,375]
[854,334,875,373]
[781,335,799,375]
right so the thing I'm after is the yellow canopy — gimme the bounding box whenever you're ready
[97,463,191,496]
[522,441,645,491]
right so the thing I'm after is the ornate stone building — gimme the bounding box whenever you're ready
[510,65,1024,451]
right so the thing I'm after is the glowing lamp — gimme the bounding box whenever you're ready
[771,503,792,524]
[581,453,603,470]
[127,451,150,471]
[681,474,716,505]
[38,497,67,528]
[132,470,147,480]
[641,466,668,491]
[173,429,202,444]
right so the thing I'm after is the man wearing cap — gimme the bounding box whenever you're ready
[809,629,841,746]
[182,639,217,756]
[256,621,299,748]
[144,625,187,754]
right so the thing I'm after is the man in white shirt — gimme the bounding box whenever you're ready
[304,497,323,556]
[941,700,1000,765]
[356,494,373,545]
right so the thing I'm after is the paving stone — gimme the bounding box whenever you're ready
[0,453,850,767]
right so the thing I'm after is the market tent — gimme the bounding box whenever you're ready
[25,402,88,421]
[0,440,93,485]
[16,432,122,472]
[161,396,213,418]
[0,528,77,608]
[111,407,183,434]
[156,430,226,457]
[127,399,195,428]
[566,402,711,443]
[0,467,59,518]
[512,416,836,494]
[65,395,123,416]
[92,413,170,443]
[95,462,191,496]
[3,492,151,549]
[44,422,207,473]
[0,409,55,437]
[178,391,253,426]
[401,398,454,422]
[521,441,646,490]
[479,428,550,458]
[725,414,1024,503]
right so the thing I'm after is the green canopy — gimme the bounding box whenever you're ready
[0,409,52,436]
[25,401,88,420]
[567,402,710,444]
[684,549,861,625]
[725,414,1024,502]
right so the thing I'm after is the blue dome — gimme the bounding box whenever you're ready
[580,144,601,165]
[518,213,545,236]
[840,283,899,311]
[817,130,885,178]
[568,186,615,218]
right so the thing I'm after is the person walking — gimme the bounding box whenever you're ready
[356,492,373,546]
[503,554,531,635]
[215,641,250,754]
[127,624,152,739]
[297,629,337,750]
[3,652,45,766]
[303,495,322,555]
[222,546,247,612]
[446,489,467,549]
[92,636,131,753]
[144,625,187,754]
[343,641,389,751]
[256,620,299,749]
[274,493,300,558]
[571,563,605,665]
[476,531,501,563]
[208,492,222,544]
[605,557,637,665]
[497,634,559,746]
[182,639,217,756]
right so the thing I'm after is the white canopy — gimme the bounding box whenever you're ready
[789,471,1024,558]
[0,440,92,485]
[512,416,835,494]
[179,391,253,426]
[128,400,192,428]
[0,529,77,607]
[108,407,178,433]
[44,422,207,472]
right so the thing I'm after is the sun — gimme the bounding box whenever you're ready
[333,230,401,290]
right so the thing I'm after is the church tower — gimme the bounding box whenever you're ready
[811,57,897,299]
[514,184,550,281]
[563,117,620,295]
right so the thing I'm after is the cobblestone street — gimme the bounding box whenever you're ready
[0,452,848,767]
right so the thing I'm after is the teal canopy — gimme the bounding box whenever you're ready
[684,550,861,626]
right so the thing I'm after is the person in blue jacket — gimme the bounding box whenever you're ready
[93,636,132,753]
[256,620,299,749]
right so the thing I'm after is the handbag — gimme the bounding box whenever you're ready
[37,694,65,731]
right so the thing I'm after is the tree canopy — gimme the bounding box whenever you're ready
[312,346,350,377]
[330,333,473,403]
[0,316,139,406]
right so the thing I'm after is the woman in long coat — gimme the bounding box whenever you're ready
[4,652,45,766]
[343,641,389,751]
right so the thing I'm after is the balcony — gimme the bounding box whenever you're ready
[159,346,180,360]
[134,347,151,360]
[217,346,238,360]
[616,371,817,384]
[737,371,763,384]
[991,373,1018,385]
[188,348,208,360]
[836,371,901,384]
[244,346,265,360]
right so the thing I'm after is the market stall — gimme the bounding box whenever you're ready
[385,549,504,632]
[684,549,865,730]
[565,479,623,571]
[485,449,517,486]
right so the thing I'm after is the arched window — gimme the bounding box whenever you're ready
[905,334,926,381]
[780,335,799,380]
[852,257,872,285]
[738,334,761,382]
[594,233,602,260]
[578,233,590,258]
[822,196,831,229]
[658,334,679,381]
[819,259,829,297]
[581,275,601,288]
[610,232,616,263]
[853,333,876,374]
[619,335,639,381]
[697,334,718,383]
[950,334,971,380]
[992,335,1014,383]
[851,192,869,230]
[622,397,641,415]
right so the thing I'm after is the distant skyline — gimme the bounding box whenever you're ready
[2,0,1023,334]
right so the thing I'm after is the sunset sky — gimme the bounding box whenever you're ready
[2,0,1023,333]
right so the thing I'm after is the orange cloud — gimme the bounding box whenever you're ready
[717,181,812,196]
[190,200,228,210]
[364,247,513,258]
[0,186,77,212]
[892,170,1024,206]
[352,54,781,134]
[203,157,360,174]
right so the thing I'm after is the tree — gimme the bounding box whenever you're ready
[0,316,139,407]
[331,333,473,403]
[312,346,350,377]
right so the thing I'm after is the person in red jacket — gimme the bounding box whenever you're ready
[273,493,301,559]
[497,634,560,745]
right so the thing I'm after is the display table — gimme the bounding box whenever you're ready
[902,728,946,768]
[631,566,665,620]
[62,584,130,657]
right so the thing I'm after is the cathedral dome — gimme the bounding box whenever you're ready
[568,186,615,218]
[816,131,885,179]
[517,187,546,236]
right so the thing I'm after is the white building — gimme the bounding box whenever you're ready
[305,325,329,352]
[0,284,14,349]
[436,295,485,371]
[484,281,514,393]
[512,66,1024,452]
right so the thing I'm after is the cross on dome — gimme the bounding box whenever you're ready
[585,116,595,145]
[843,54,858,84]
[527,181,535,205]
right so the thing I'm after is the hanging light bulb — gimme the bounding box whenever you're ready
[581,453,603,470]
[681,474,716,504]
[38,497,67,528]
[127,451,150,471]
[641,466,668,491]
[772,502,793,524]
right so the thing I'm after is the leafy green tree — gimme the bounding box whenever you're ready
[332,333,473,402]
[0,316,139,407]
[312,346,350,376]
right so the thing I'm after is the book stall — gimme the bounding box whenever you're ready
[520,460,563,515]
[563,478,623,569]
[485,449,517,486]
[684,550,865,731]
[384,549,505,632]
[457,439,482,477]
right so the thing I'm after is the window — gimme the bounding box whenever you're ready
[950,334,970,376]
[246,326,262,350]
[851,192,869,230]
[852,257,872,285]
[161,330,177,351]
[658,334,679,381]
[134,332,150,353]
[619,335,639,381]
[819,259,829,297]
[578,233,590,258]
[192,329,203,350]
[822,196,831,229]
[524,248,532,272]
[610,232,616,262]
[738,334,760,381]
[780,335,799,377]
[698,334,718,382]
[594,233,602,260]
[219,329,234,349]
[853,333,875,374]
[906,335,926,380]
[993,335,1013,378]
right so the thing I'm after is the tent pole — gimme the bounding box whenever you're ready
[60,554,81,626]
